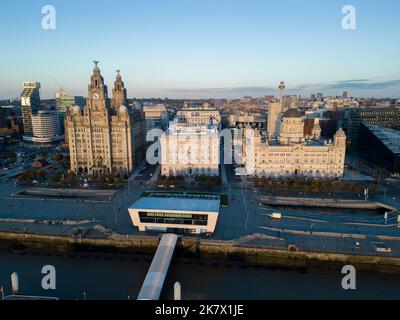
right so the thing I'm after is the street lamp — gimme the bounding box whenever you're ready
[364,188,369,200]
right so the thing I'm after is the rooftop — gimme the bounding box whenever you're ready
[283,108,302,118]
[129,193,220,213]
[167,120,219,135]
[365,124,400,155]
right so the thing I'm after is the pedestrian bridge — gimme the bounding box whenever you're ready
[137,233,179,300]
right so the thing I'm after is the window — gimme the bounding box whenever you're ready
[138,211,208,226]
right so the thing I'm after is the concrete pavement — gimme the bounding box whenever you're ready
[1,163,400,258]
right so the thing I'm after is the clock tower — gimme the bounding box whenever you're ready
[87,60,109,110]
[66,61,144,178]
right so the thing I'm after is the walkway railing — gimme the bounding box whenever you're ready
[137,233,179,300]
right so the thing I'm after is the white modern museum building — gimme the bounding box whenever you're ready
[128,193,220,234]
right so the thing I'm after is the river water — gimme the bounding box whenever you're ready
[1,248,400,300]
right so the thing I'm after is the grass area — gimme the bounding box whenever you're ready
[141,191,229,206]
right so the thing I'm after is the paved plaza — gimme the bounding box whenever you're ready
[1,164,400,257]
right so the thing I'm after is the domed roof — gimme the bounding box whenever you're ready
[72,105,81,113]
[282,108,301,118]
[119,105,128,113]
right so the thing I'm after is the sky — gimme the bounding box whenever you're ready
[0,0,399,99]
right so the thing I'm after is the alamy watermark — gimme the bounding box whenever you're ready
[41,5,56,30]
[145,127,254,166]
[341,265,356,290]
[41,265,56,290]
[342,5,356,30]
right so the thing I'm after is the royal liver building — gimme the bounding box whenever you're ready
[65,62,144,177]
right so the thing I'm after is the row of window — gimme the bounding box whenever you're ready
[258,159,337,164]
[255,170,342,176]
[139,211,208,226]
[163,167,215,174]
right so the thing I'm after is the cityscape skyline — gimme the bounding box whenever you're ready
[0,0,399,99]
[2,0,400,304]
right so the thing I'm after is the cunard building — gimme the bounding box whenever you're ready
[65,62,144,177]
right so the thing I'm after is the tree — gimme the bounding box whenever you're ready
[53,154,64,162]
[106,174,115,184]
[37,151,48,160]
[50,172,62,184]
[16,170,34,184]
[65,172,76,185]
[115,177,125,187]
[96,175,107,187]
[37,169,47,182]
[0,151,16,160]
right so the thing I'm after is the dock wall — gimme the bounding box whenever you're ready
[1,231,400,274]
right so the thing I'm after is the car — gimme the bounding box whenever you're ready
[370,242,392,253]
[268,212,282,219]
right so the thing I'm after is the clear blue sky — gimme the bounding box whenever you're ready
[0,0,399,99]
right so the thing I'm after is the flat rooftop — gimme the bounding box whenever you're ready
[129,193,220,213]
[365,124,400,155]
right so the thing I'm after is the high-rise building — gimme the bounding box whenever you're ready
[267,102,282,140]
[58,95,85,113]
[21,81,41,137]
[26,110,64,143]
[65,62,144,176]
[57,95,85,142]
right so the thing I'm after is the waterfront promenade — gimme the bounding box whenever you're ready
[1,163,400,262]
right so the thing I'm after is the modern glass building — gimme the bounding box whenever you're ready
[358,123,400,175]
[128,193,220,234]
[57,95,85,135]
[347,106,400,147]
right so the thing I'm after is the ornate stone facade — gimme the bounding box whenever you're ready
[160,105,221,177]
[65,62,144,177]
[244,107,346,178]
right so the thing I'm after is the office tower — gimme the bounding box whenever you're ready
[267,102,282,140]
[21,81,41,136]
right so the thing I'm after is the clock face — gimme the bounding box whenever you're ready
[92,92,100,100]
